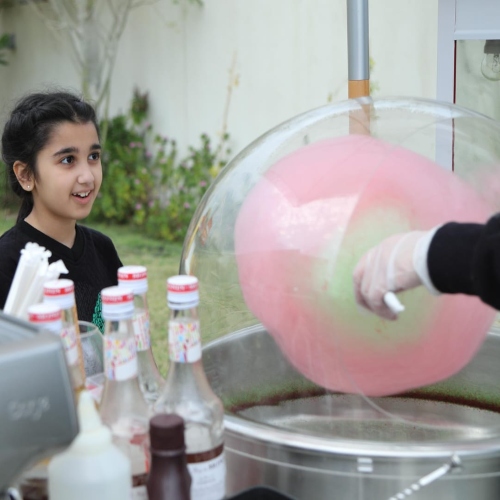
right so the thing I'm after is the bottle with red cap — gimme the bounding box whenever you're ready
[27,302,63,335]
[43,279,85,395]
[154,275,226,500]
[146,413,191,500]
[98,285,151,499]
[118,265,164,403]
[20,302,65,500]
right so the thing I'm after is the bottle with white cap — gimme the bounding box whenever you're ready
[118,265,164,403]
[20,303,65,500]
[98,285,151,499]
[43,279,85,395]
[48,390,132,500]
[27,302,63,335]
[154,275,226,500]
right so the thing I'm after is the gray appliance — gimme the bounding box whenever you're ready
[0,311,78,499]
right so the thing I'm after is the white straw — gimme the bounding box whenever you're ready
[46,260,69,281]
[4,243,50,314]
[16,257,49,320]
[3,243,68,319]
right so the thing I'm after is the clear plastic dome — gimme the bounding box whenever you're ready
[181,96,500,497]
[184,98,500,400]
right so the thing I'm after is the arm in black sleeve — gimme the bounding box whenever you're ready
[427,214,500,310]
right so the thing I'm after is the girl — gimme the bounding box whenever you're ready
[0,90,122,330]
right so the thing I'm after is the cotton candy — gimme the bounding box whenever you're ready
[234,135,496,396]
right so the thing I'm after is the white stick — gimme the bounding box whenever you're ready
[384,291,405,315]
[4,243,52,317]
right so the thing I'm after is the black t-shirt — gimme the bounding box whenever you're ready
[0,221,122,331]
[428,214,500,310]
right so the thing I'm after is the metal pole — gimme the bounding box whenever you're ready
[347,0,370,98]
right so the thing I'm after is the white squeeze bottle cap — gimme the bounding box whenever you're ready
[73,391,111,450]
[48,390,132,500]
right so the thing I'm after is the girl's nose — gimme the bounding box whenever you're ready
[78,163,95,184]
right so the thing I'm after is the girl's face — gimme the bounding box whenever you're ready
[28,121,102,226]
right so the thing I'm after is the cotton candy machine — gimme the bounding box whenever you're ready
[203,325,500,499]
[180,97,500,499]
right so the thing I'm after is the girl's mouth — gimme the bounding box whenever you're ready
[72,191,91,198]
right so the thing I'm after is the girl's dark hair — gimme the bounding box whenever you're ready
[1,91,100,222]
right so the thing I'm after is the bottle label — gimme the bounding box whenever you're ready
[104,337,138,381]
[61,325,78,366]
[169,319,201,363]
[133,310,151,350]
[187,445,226,500]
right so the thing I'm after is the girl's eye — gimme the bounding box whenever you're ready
[61,156,74,165]
[89,152,100,161]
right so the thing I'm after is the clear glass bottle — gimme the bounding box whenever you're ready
[99,285,151,500]
[147,413,191,500]
[118,265,164,403]
[154,275,226,500]
[20,302,65,500]
[43,279,86,396]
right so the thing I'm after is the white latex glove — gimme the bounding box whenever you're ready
[353,228,440,320]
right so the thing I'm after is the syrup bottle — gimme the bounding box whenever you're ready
[147,413,191,500]
[154,275,226,500]
[99,285,151,499]
[20,302,66,500]
[43,279,85,395]
[118,265,164,403]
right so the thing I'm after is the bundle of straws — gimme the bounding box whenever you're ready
[3,242,68,320]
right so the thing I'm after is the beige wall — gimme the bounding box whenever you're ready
[0,0,438,154]
[0,6,78,117]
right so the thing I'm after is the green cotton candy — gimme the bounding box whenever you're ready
[312,204,435,350]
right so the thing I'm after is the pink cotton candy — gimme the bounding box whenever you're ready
[234,135,496,397]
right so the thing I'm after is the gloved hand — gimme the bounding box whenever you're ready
[353,228,440,320]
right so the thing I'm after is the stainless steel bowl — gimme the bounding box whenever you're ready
[203,325,500,499]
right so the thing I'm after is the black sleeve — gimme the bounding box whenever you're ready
[427,214,500,310]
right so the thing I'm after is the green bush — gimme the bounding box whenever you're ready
[90,90,231,242]
[144,132,229,242]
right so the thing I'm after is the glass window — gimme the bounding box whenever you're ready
[456,40,500,120]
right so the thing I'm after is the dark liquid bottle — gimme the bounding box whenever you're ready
[147,413,192,500]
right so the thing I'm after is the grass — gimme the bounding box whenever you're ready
[0,210,183,376]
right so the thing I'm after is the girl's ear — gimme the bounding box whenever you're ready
[13,161,33,191]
